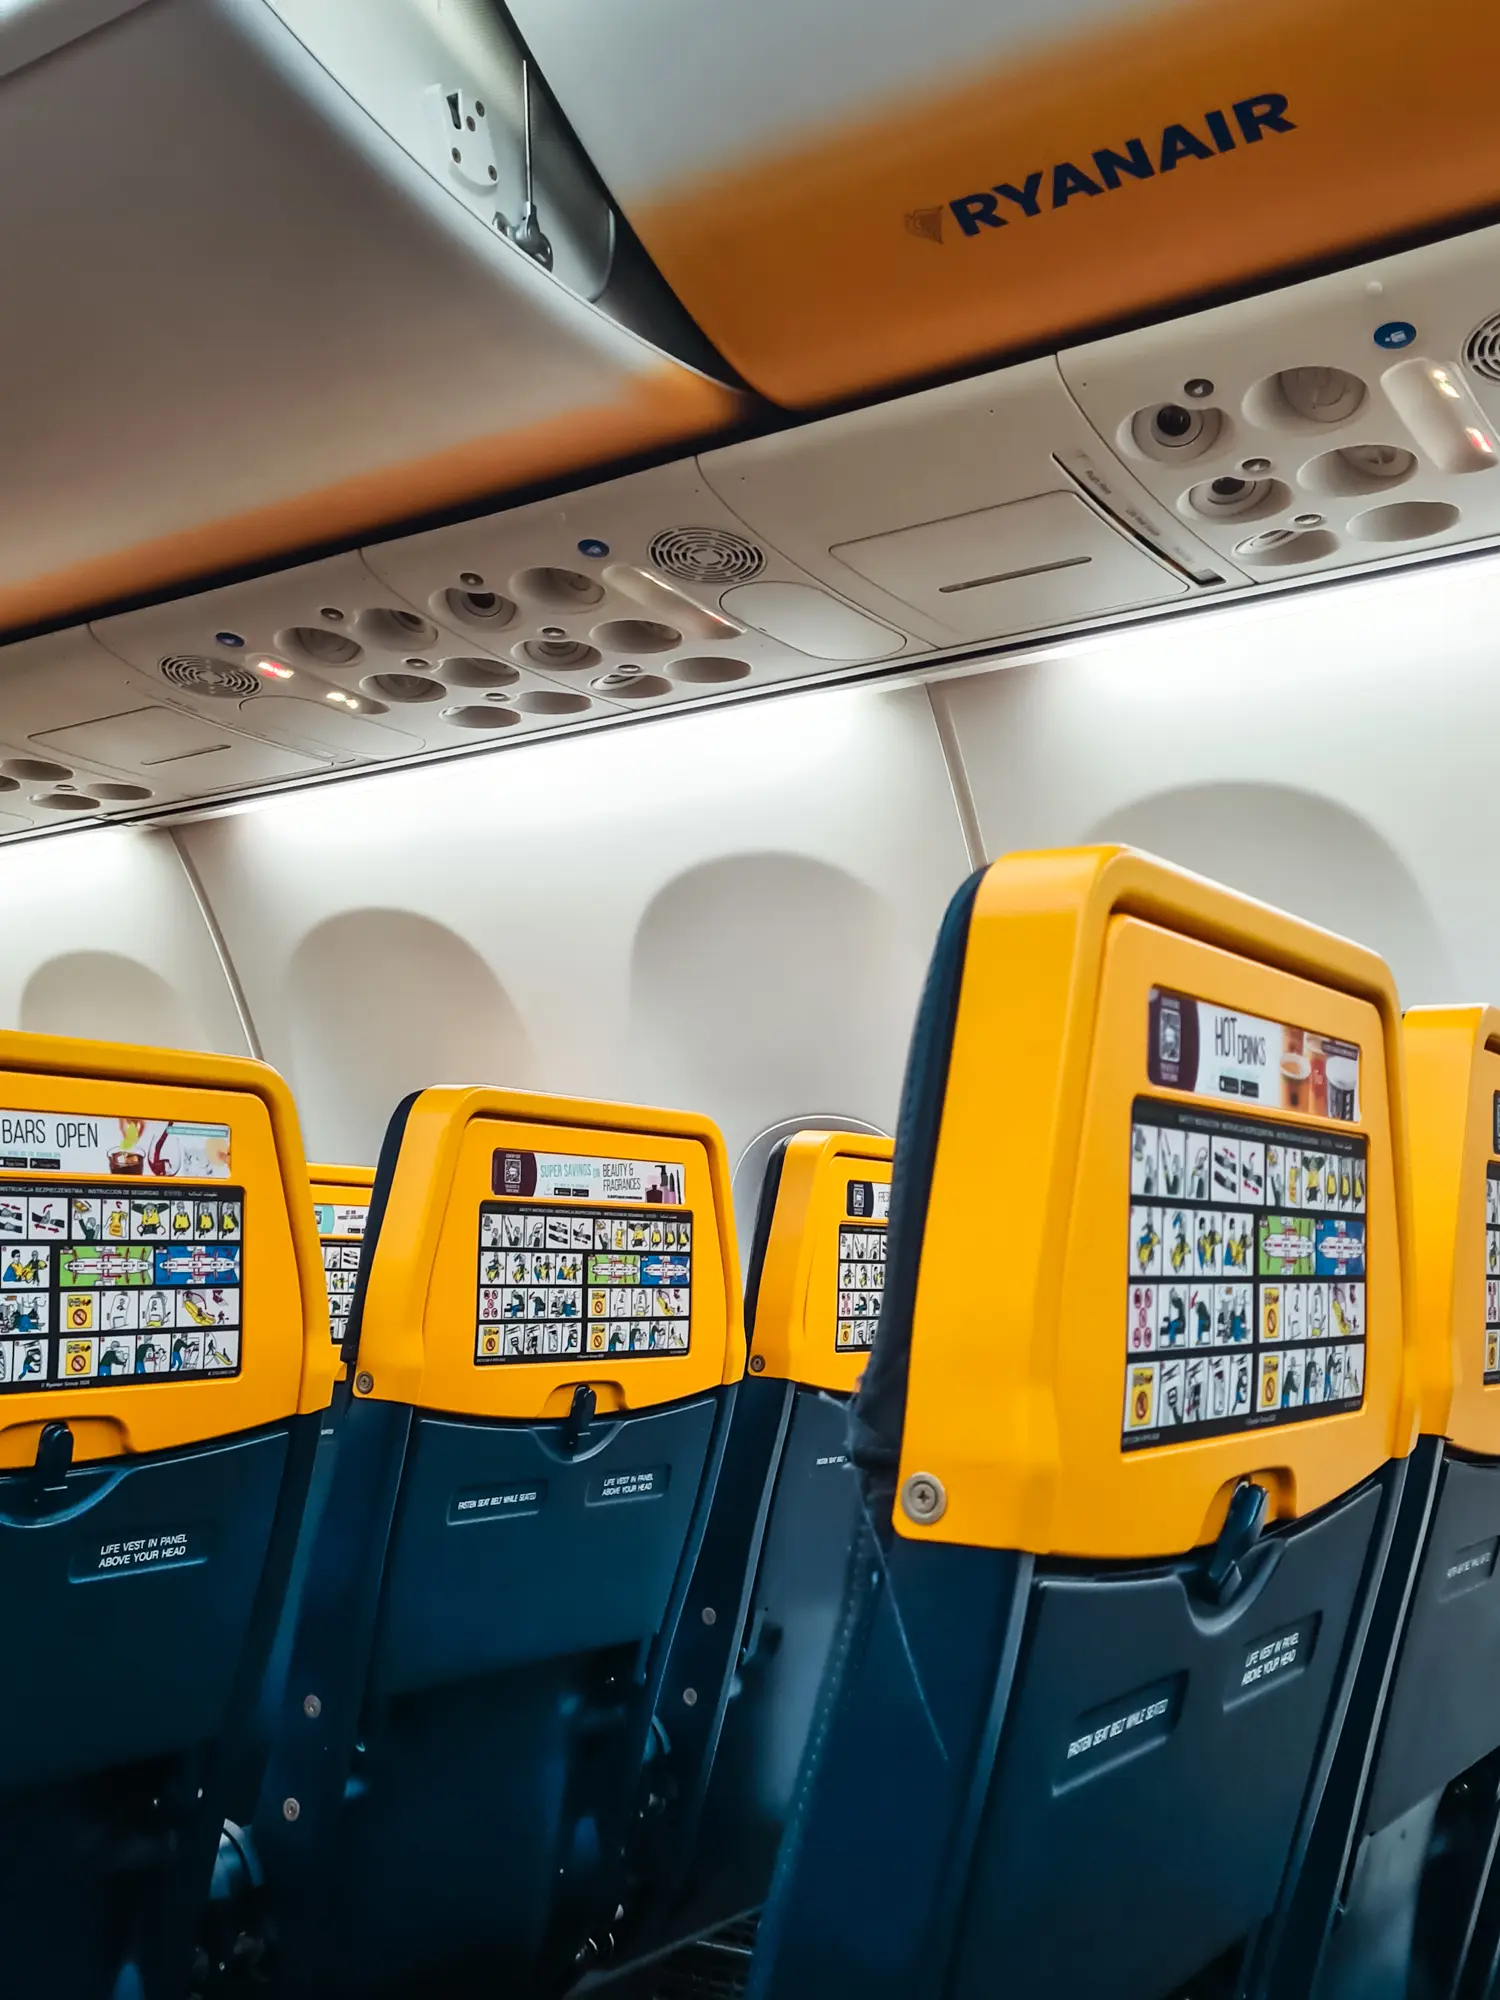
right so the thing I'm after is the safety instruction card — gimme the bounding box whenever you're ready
[1124,1099,1366,1448]
[475,1204,693,1363]
[837,1176,889,1352]
[0,1182,243,1390]
[316,1199,368,1346]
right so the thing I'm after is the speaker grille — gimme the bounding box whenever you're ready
[1463,314,1500,383]
[648,526,764,585]
[159,654,260,698]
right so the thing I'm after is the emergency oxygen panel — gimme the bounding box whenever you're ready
[896,849,1414,1557]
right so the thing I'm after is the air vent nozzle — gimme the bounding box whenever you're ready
[649,526,765,584]
[1463,314,1500,383]
[159,654,260,698]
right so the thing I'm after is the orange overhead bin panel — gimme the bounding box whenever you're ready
[513,0,1500,406]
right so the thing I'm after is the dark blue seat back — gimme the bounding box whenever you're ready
[254,1084,744,1998]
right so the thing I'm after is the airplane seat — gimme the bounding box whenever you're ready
[0,1032,334,2000]
[249,1163,378,1782]
[746,845,1421,2000]
[619,1130,891,1956]
[253,1088,743,1998]
[1277,1006,1500,2000]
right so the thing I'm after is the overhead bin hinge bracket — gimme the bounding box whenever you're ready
[427,81,502,197]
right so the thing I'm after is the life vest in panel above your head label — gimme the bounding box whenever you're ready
[478,1150,693,1363]
[1125,990,1366,1451]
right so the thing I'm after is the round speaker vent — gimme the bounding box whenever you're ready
[1463,314,1500,382]
[159,654,260,698]
[648,526,765,585]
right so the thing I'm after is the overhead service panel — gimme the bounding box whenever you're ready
[0,0,738,635]
[11,216,1500,841]
[509,0,1500,407]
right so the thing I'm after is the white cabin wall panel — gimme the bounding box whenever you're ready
[0,828,251,1055]
[176,687,970,1173]
[932,555,1500,1002]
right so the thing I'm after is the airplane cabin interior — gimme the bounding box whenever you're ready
[3,5,1500,1998]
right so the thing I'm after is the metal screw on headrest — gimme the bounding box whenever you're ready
[901,1471,947,1524]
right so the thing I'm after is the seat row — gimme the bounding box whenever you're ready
[3,846,1500,2000]
[0,1052,886,1996]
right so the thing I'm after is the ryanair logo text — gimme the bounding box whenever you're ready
[906,93,1295,245]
